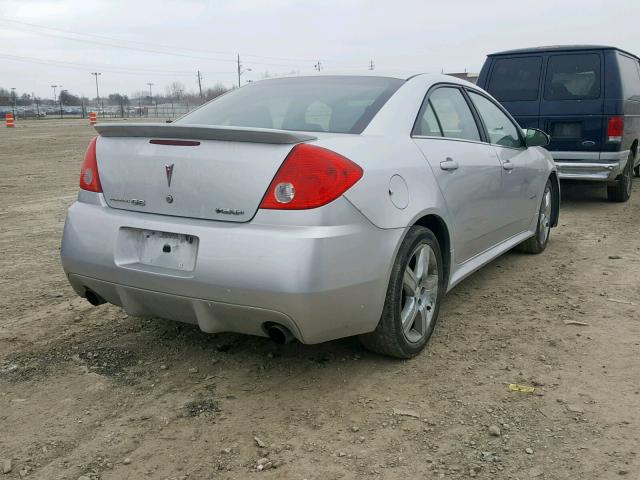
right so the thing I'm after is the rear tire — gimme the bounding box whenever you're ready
[360,226,444,359]
[607,153,633,202]
[517,178,553,254]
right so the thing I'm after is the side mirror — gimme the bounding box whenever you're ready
[525,128,550,147]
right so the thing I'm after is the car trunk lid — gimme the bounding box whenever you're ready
[95,123,316,222]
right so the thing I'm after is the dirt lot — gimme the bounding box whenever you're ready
[1,119,639,480]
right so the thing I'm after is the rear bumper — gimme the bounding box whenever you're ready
[61,193,403,344]
[552,150,630,181]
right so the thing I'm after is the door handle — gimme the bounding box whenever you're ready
[440,158,459,171]
[502,160,515,171]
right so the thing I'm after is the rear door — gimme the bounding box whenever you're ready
[484,55,543,129]
[540,51,604,155]
[412,86,505,264]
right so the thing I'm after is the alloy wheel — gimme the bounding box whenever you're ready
[401,243,439,343]
[538,185,552,245]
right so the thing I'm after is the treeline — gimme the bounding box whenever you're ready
[0,81,230,107]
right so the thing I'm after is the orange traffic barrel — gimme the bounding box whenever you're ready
[5,112,15,128]
[89,111,97,125]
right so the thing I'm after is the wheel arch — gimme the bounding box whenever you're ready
[412,213,452,289]
[630,139,639,165]
[549,171,560,228]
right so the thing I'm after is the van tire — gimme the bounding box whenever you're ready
[607,153,633,202]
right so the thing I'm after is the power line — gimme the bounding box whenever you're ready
[0,52,236,77]
[0,20,314,68]
[0,17,375,70]
[0,16,319,64]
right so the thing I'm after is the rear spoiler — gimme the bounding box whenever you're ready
[94,123,317,145]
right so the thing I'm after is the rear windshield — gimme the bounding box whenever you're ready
[544,53,601,100]
[177,76,404,134]
[487,56,542,101]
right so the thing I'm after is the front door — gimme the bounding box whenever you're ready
[467,90,542,236]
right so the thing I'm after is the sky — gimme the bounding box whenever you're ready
[1,0,639,100]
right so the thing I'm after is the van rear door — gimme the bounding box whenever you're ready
[482,55,543,129]
[539,52,604,155]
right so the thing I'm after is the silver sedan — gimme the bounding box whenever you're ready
[61,74,559,358]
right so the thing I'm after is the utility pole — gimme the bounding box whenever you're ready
[146,82,154,116]
[197,70,203,100]
[237,55,252,88]
[314,61,322,72]
[51,85,58,103]
[91,72,102,115]
[369,59,375,71]
[11,88,16,118]
[58,87,64,119]
[237,54,241,88]
[32,92,40,118]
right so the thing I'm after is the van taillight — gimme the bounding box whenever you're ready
[607,116,624,142]
[79,136,102,192]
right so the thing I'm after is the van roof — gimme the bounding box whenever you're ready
[488,45,639,60]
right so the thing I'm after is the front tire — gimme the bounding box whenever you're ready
[607,153,633,202]
[517,178,553,254]
[360,226,444,359]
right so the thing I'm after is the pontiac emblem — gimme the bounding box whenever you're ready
[165,164,174,187]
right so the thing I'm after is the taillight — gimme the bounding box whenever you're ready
[259,144,363,210]
[607,116,624,142]
[79,136,102,192]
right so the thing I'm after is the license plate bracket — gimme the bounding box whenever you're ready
[139,230,198,271]
[116,227,199,272]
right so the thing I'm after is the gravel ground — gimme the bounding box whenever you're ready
[0,119,639,480]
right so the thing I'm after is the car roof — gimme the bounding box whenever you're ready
[488,45,639,60]
[253,72,474,84]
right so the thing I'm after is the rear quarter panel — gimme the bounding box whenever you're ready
[313,75,453,231]
[320,135,449,230]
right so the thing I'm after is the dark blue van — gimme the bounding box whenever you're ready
[477,45,640,202]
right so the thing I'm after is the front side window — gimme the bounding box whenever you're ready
[176,76,403,134]
[468,91,522,148]
[427,87,481,142]
[488,56,542,101]
[544,53,601,100]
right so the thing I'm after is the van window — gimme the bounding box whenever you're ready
[544,54,601,100]
[618,54,640,99]
[488,57,542,101]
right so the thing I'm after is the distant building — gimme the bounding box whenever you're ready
[445,72,479,84]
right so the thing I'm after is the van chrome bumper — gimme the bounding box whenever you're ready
[552,150,630,181]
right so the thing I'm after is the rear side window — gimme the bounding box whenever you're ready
[176,76,403,134]
[544,53,601,100]
[488,57,542,101]
[427,87,481,142]
[414,101,443,136]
